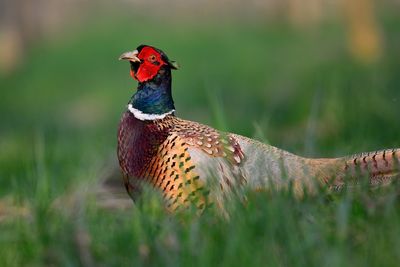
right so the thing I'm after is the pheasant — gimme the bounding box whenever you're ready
[117,45,400,212]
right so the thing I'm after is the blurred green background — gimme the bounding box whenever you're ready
[1,0,400,266]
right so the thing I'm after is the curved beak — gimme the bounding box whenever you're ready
[119,50,141,62]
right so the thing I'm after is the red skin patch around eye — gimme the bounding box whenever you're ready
[134,47,166,83]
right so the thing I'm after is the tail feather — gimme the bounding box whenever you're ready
[331,148,400,189]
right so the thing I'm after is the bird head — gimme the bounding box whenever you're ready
[119,45,179,83]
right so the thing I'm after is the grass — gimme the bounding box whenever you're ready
[1,6,400,267]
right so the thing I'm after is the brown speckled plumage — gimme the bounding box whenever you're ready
[117,45,400,212]
[118,111,249,211]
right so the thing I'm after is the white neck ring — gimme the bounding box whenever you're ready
[127,104,174,121]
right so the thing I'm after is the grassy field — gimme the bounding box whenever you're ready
[1,6,400,267]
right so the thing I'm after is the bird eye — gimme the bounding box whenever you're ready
[148,55,157,62]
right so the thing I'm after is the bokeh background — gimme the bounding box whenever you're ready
[1,0,400,266]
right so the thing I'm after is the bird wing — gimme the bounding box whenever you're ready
[142,131,210,212]
[170,119,249,209]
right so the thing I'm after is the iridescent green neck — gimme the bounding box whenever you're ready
[129,67,175,119]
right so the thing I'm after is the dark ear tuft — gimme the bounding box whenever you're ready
[168,60,179,70]
[136,44,147,52]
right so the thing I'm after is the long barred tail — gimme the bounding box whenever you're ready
[331,148,400,189]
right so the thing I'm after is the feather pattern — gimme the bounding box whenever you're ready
[118,45,400,212]
[118,110,400,211]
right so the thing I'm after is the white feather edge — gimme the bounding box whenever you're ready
[127,104,175,121]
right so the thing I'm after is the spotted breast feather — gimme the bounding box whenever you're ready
[117,44,400,212]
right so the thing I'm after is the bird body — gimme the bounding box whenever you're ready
[117,45,400,211]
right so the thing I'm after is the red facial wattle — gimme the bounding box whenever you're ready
[133,47,166,83]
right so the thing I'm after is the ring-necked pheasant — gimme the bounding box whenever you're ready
[117,45,400,211]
